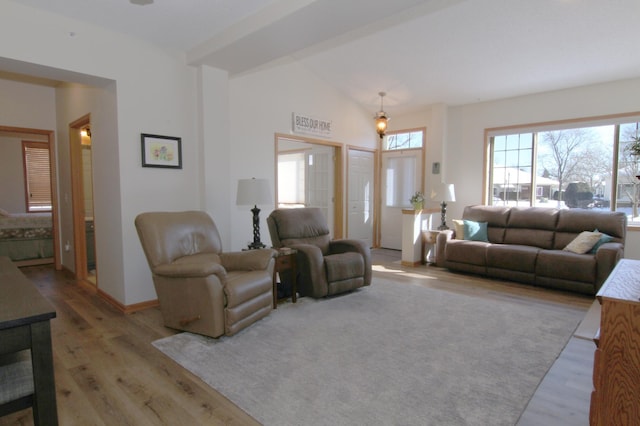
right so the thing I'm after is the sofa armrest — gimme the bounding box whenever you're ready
[219,248,277,271]
[436,230,455,267]
[595,242,624,290]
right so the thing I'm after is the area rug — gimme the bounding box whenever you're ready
[153,278,583,426]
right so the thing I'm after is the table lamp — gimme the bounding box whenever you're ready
[236,178,272,249]
[434,183,456,230]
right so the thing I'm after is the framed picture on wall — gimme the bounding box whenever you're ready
[141,133,182,169]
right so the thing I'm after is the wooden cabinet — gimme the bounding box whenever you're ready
[590,259,640,426]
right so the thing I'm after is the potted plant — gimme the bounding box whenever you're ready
[410,191,424,210]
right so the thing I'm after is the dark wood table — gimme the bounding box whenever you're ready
[272,249,297,308]
[0,257,57,425]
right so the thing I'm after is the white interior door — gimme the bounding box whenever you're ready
[347,149,374,247]
[306,149,333,232]
[380,149,422,250]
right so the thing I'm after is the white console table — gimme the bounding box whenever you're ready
[401,208,438,266]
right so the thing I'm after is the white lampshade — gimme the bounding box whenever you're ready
[236,178,272,206]
[431,183,456,202]
[443,184,456,202]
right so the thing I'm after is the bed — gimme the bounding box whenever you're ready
[0,211,54,266]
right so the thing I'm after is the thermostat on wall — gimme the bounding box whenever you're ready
[432,162,440,174]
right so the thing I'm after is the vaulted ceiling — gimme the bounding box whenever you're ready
[7,0,640,116]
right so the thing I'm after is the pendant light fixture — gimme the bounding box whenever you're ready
[374,91,390,139]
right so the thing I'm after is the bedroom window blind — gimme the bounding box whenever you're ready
[22,141,52,212]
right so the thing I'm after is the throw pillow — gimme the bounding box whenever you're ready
[0,207,9,217]
[463,220,489,242]
[589,229,614,254]
[563,231,602,254]
[452,219,465,240]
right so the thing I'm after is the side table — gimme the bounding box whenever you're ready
[273,248,297,308]
[422,230,441,264]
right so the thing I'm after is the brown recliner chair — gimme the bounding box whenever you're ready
[135,211,276,338]
[267,207,372,298]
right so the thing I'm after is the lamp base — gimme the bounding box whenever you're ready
[247,205,266,250]
[438,201,450,230]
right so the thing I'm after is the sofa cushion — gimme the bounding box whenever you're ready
[486,244,539,273]
[463,220,489,241]
[555,209,627,249]
[462,205,511,243]
[452,219,465,239]
[503,207,558,249]
[445,240,489,266]
[563,231,602,254]
[590,231,613,254]
[536,249,596,284]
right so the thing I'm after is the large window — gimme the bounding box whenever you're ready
[488,115,640,224]
[22,141,52,212]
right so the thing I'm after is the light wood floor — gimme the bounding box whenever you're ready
[1,250,595,425]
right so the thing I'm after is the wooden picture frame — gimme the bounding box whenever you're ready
[141,133,182,169]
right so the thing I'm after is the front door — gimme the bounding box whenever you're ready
[347,148,374,247]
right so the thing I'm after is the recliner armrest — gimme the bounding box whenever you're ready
[220,248,277,271]
[290,243,328,295]
[153,262,227,279]
[291,243,324,267]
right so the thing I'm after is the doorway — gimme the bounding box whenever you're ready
[275,134,343,238]
[379,144,425,250]
[69,114,97,287]
[0,125,60,269]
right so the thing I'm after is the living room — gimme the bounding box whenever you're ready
[1,0,640,424]
[2,0,640,309]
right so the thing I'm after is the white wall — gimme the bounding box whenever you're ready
[228,61,377,251]
[198,66,231,247]
[0,136,27,213]
[445,77,640,259]
[0,78,56,213]
[1,1,199,305]
[0,77,56,129]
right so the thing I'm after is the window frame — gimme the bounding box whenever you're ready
[484,112,640,226]
[22,140,52,213]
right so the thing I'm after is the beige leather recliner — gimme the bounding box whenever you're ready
[267,207,372,298]
[135,211,276,338]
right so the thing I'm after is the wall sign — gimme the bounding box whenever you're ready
[292,112,332,138]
